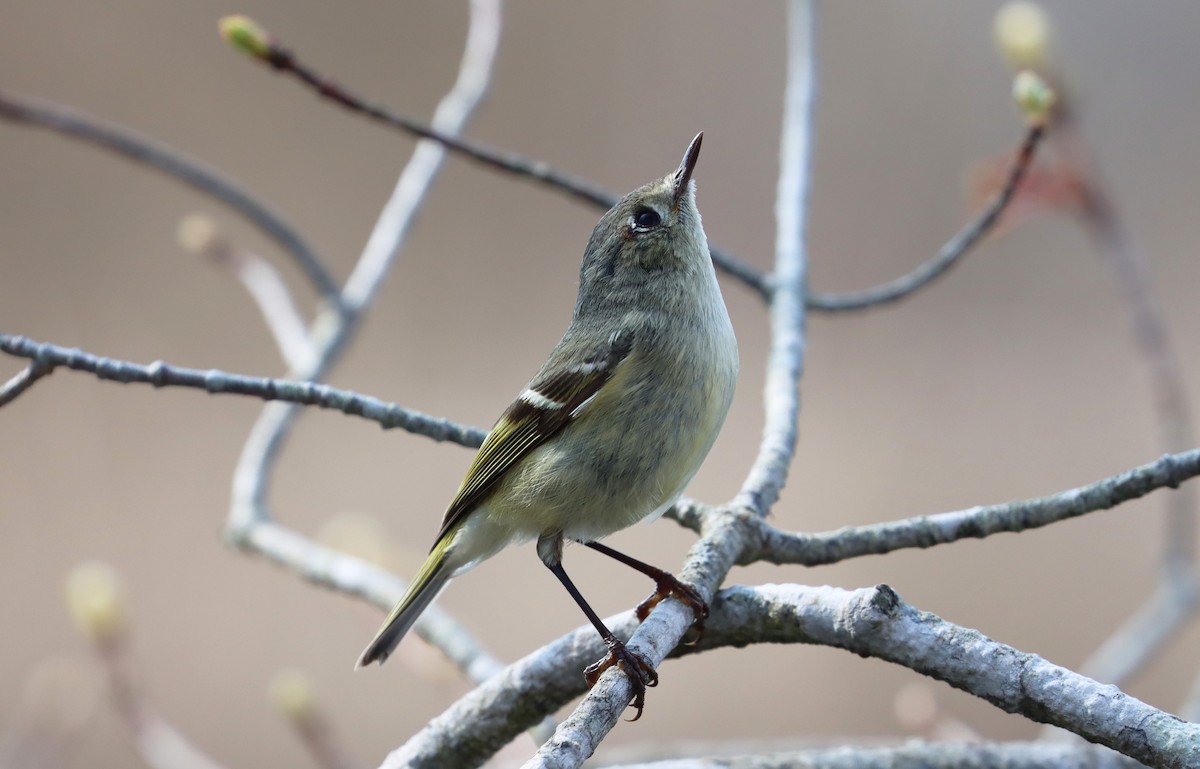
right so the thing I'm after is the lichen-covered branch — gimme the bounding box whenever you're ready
[683,584,1200,769]
[596,741,1136,769]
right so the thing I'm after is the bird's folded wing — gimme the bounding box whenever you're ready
[431,329,635,547]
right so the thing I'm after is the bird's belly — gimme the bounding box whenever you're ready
[484,375,726,543]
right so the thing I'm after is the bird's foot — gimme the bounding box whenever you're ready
[635,574,709,644]
[584,638,658,721]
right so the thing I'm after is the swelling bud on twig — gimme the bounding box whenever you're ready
[1013,70,1056,125]
[64,562,126,642]
[269,669,316,721]
[218,15,272,59]
[994,1,1052,71]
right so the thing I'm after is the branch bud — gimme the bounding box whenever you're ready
[64,562,126,643]
[1012,70,1056,125]
[269,669,315,721]
[177,213,219,256]
[994,1,1052,71]
[218,15,272,59]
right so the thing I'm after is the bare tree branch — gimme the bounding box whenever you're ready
[1077,576,1200,688]
[1061,120,1199,688]
[177,214,317,371]
[734,0,818,518]
[0,90,342,306]
[0,357,53,407]
[806,124,1044,312]
[745,448,1200,566]
[596,741,1137,769]
[0,334,486,446]
[387,582,1200,769]
[683,584,1200,769]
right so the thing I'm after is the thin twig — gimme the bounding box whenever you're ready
[225,18,772,299]
[1076,577,1200,687]
[734,0,818,517]
[94,638,229,769]
[0,91,342,307]
[742,448,1200,566]
[0,334,485,446]
[806,124,1044,312]
[0,358,53,407]
[178,215,317,370]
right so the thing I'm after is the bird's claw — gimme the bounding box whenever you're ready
[636,575,709,644]
[584,639,658,721]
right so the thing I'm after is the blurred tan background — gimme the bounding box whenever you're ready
[3,1,1200,766]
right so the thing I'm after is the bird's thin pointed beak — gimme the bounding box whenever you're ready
[672,132,703,209]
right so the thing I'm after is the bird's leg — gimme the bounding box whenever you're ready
[538,533,657,720]
[583,540,709,642]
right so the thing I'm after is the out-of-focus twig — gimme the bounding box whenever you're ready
[0,358,53,407]
[993,1,1199,690]
[64,562,229,769]
[223,0,506,689]
[0,658,97,769]
[0,90,342,307]
[269,670,362,769]
[178,214,317,371]
[217,15,772,300]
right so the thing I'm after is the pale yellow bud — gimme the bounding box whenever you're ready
[64,562,126,642]
[218,15,272,59]
[1012,70,1056,125]
[268,668,315,720]
[177,214,219,256]
[994,1,1052,71]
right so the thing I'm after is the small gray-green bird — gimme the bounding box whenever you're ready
[357,133,738,717]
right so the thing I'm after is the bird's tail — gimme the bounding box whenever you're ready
[355,538,453,669]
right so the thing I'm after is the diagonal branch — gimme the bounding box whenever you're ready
[0,334,485,447]
[0,90,342,307]
[743,448,1200,566]
[220,15,771,300]
[0,357,54,407]
[224,0,506,692]
[806,123,1044,312]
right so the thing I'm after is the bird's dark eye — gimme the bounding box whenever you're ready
[634,208,662,229]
